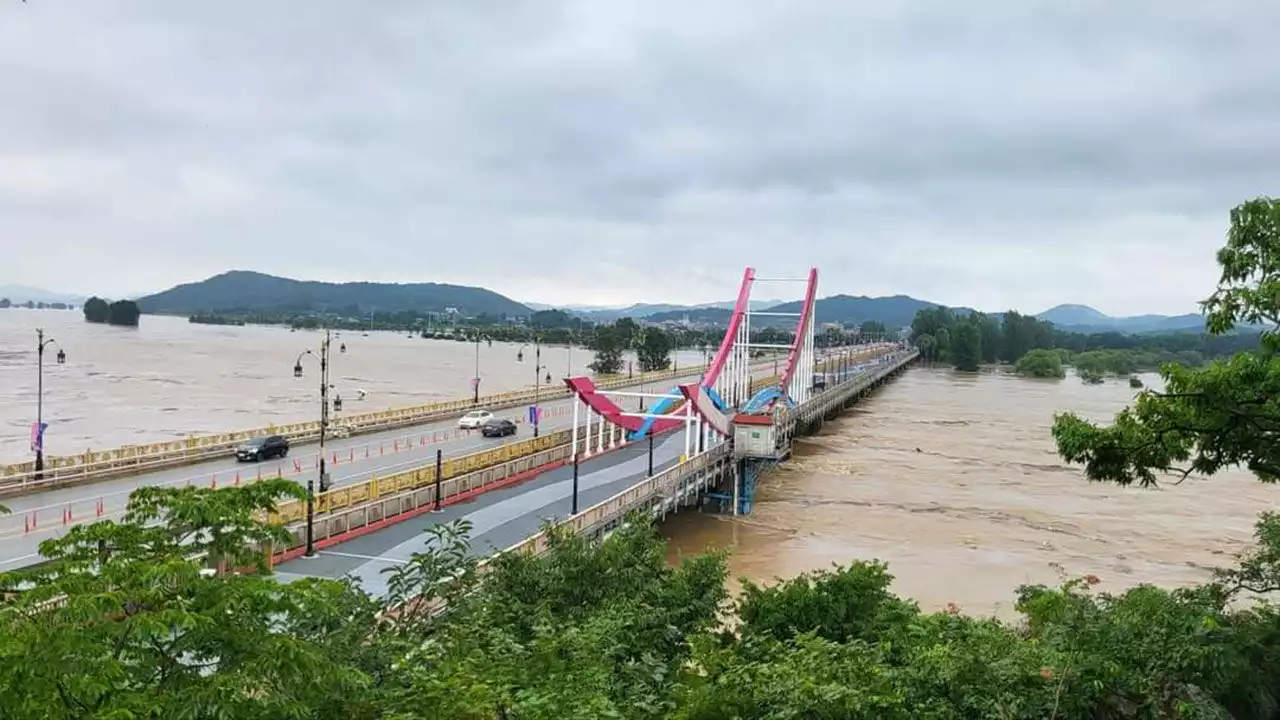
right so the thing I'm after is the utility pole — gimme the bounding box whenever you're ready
[473,333,482,405]
[534,337,543,437]
[33,328,65,479]
[294,329,336,558]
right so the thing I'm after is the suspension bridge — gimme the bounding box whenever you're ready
[265,266,917,593]
[1,265,918,586]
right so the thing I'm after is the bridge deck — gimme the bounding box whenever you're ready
[273,432,687,598]
[1,366,768,572]
[273,349,918,595]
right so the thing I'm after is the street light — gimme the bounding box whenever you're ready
[294,328,339,558]
[517,336,548,437]
[33,328,65,479]
[471,332,491,405]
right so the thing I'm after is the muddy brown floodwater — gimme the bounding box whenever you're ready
[662,366,1279,620]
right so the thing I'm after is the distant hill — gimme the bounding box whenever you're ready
[0,284,86,306]
[772,294,963,328]
[643,294,956,328]
[568,299,784,323]
[639,295,1210,335]
[136,271,531,318]
[1035,304,1205,334]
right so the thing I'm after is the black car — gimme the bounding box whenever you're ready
[235,434,289,461]
[481,418,517,438]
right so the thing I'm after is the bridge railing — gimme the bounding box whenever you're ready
[494,445,734,561]
[265,370,796,539]
[0,362,745,495]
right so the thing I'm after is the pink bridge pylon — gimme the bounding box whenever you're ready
[563,266,819,449]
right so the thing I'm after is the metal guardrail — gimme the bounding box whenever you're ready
[0,362,749,493]
[7,347,910,616]
[291,347,906,557]
[261,348,899,541]
[265,371,797,533]
[495,446,733,561]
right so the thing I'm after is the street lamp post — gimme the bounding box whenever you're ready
[33,328,66,479]
[294,329,337,558]
[472,333,489,405]
[519,336,546,437]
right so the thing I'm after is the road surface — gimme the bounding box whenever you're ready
[273,427,691,598]
[0,364,772,569]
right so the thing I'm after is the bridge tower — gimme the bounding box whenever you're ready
[560,265,820,516]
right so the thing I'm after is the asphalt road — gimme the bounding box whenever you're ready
[273,426,692,598]
[0,363,773,568]
[275,357,900,597]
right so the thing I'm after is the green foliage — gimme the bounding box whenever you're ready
[1053,197,1280,487]
[737,561,918,646]
[637,326,674,372]
[82,297,141,326]
[951,319,982,371]
[530,308,579,329]
[6,480,1280,718]
[81,296,109,323]
[108,299,140,326]
[1073,349,1137,377]
[0,480,382,719]
[588,321,629,375]
[1016,348,1066,378]
[380,519,729,719]
[859,319,887,337]
[911,304,1259,373]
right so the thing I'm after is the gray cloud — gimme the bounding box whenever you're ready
[1,0,1277,314]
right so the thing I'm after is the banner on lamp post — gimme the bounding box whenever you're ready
[30,421,48,452]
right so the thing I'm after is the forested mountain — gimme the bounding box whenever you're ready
[135,271,531,318]
[645,294,974,328]
[1035,303,1205,333]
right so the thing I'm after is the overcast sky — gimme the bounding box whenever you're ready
[1,1,1275,315]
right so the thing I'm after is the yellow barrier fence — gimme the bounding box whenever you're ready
[0,361,733,488]
[0,346,896,490]
[266,429,576,525]
[268,366,845,526]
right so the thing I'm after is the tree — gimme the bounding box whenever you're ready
[588,321,628,375]
[951,320,982,372]
[108,299,141,326]
[636,327,673,372]
[82,296,110,323]
[0,297,9,309]
[859,320,887,339]
[1000,310,1035,362]
[1016,348,1065,378]
[380,518,728,719]
[977,313,1001,364]
[530,309,579,329]
[913,333,936,363]
[1053,197,1280,486]
[0,480,385,719]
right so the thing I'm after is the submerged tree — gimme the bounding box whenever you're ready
[637,326,674,372]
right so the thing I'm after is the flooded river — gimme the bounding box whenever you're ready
[663,366,1278,619]
[0,310,711,462]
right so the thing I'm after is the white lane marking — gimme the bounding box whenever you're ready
[0,553,40,567]
[320,551,408,564]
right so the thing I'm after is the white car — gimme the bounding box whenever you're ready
[458,410,494,429]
